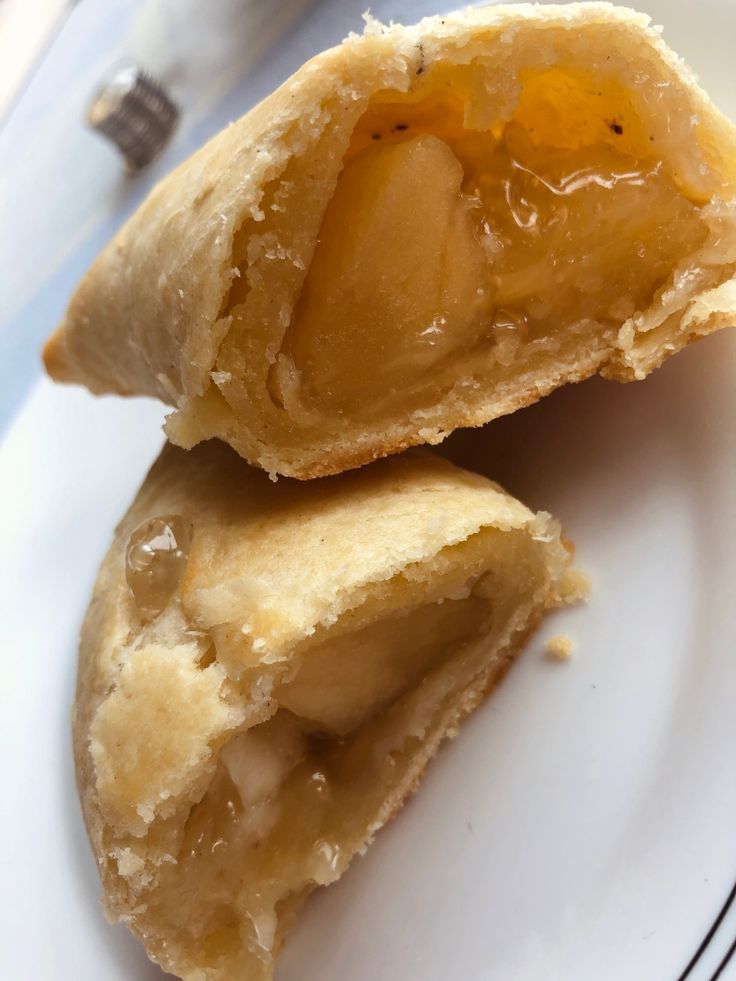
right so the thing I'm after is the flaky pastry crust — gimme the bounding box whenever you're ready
[75,443,584,979]
[45,4,736,478]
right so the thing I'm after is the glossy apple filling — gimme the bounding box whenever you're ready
[144,586,493,972]
[270,74,707,418]
[137,514,555,981]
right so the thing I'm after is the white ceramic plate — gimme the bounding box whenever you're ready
[3,329,735,981]
[2,2,736,980]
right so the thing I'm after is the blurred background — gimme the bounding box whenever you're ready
[1,0,735,435]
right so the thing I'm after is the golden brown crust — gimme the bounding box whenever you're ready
[44,4,736,478]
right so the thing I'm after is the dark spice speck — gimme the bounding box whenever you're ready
[416,40,425,75]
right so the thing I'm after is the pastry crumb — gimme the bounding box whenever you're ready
[546,634,574,660]
[559,568,591,604]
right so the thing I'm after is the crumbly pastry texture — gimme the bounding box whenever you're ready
[546,633,574,660]
[75,442,584,980]
[44,3,736,478]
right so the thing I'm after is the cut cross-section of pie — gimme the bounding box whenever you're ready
[44,4,736,478]
[75,442,585,981]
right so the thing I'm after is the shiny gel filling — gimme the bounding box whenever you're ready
[125,514,190,621]
[267,79,706,418]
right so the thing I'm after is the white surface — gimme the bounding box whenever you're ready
[2,334,735,981]
[2,1,736,980]
[0,0,69,120]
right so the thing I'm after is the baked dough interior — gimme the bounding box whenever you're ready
[220,66,716,427]
[132,529,539,977]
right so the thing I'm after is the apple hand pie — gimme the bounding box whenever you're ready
[45,4,736,479]
[75,442,585,980]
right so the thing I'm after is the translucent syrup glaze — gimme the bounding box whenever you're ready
[125,514,191,621]
[278,89,704,416]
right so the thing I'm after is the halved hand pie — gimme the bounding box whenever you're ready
[45,4,736,477]
[75,442,584,980]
